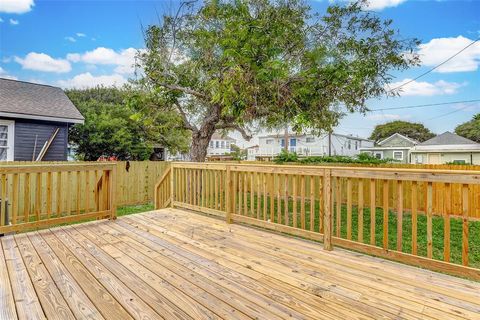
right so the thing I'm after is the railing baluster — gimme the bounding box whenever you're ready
[411,181,418,255]
[462,184,469,266]
[269,173,274,222]
[358,179,364,243]
[12,173,18,225]
[1,174,6,226]
[370,179,376,246]
[250,172,254,217]
[427,182,433,259]
[56,172,62,217]
[47,172,52,219]
[24,173,30,223]
[292,175,297,228]
[397,180,403,252]
[347,178,352,240]
[35,172,41,221]
[256,172,261,219]
[336,177,341,237]
[300,175,306,230]
[284,174,289,226]
[383,179,389,250]
[310,176,315,232]
[444,182,451,262]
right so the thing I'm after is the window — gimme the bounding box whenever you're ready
[306,137,315,143]
[347,140,351,150]
[215,141,219,148]
[374,152,383,159]
[209,141,214,148]
[0,120,14,161]
[221,141,225,148]
[266,139,274,145]
[393,151,403,160]
[355,141,358,150]
[415,155,423,164]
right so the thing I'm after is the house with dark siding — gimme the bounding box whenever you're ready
[0,78,84,161]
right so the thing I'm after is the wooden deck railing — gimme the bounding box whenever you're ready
[0,163,116,234]
[154,167,171,209]
[155,162,480,279]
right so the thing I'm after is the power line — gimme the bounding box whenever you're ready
[387,37,480,93]
[369,99,480,112]
[425,104,473,121]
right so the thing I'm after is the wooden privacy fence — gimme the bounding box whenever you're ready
[0,163,116,234]
[0,161,170,207]
[155,162,480,280]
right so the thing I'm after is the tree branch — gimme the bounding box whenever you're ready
[158,82,208,100]
[174,103,197,132]
[215,122,252,141]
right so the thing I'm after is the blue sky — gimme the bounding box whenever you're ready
[0,0,479,144]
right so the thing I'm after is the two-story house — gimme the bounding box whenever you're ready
[248,132,373,160]
[207,132,236,156]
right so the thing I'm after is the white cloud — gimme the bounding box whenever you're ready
[366,113,411,121]
[65,36,76,43]
[68,47,139,74]
[76,32,86,37]
[0,18,3,23]
[57,72,127,89]
[0,0,34,14]
[14,52,71,73]
[0,67,18,80]
[66,53,81,62]
[363,0,407,10]
[418,36,480,73]
[388,79,463,96]
[9,18,19,25]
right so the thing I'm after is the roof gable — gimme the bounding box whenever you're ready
[0,78,84,123]
[419,131,478,146]
[377,133,419,147]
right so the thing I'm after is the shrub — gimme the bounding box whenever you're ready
[274,150,299,163]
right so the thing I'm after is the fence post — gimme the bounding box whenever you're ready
[323,168,333,251]
[225,165,233,224]
[109,166,117,219]
[170,164,175,208]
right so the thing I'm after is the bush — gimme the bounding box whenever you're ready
[274,150,299,163]
[299,152,391,165]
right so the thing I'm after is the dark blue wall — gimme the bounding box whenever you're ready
[8,118,69,161]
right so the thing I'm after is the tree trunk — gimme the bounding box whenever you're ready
[189,123,217,162]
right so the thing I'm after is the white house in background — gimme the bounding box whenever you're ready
[359,133,419,164]
[207,132,236,156]
[410,132,480,165]
[248,132,373,160]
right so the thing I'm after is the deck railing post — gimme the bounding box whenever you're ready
[170,163,175,208]
[323,168,333,251]
[109,166,117,219]
[225,165,233,224]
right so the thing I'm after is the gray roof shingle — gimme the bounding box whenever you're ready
[419,131,478,146]
[0,78,84,123]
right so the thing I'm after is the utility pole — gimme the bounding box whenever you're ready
[328,132,332,156]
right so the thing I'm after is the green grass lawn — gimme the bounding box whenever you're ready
[117,203,154,217]
[234,195,480,268]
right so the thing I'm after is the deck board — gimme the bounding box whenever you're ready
[1,208,479,320]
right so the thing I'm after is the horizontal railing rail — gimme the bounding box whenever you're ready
[0,163,116,234]
[155,162,480,280]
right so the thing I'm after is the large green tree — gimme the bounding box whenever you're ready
[455,113,480,143]
[67,87,189,160]
[369,120,435,143]
[139,0,419,161]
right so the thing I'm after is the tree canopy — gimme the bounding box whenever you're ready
[455,113,480,143]
[369,120,435,143]
[67,87,189,160]
[138,0,419,161]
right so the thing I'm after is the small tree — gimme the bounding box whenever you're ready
[455,113,480,143]
[369,121,435,143]
[68,87,189,160]
[139,0,419,161]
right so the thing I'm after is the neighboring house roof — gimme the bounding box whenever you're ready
[419,131,477,146]
[377,133,419,146]
[259,132,373,141]
[211,132,235,141]
[0,78,84,123]
[413,132,480,151]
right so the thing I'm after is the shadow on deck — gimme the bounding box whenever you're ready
[1,208,480,320]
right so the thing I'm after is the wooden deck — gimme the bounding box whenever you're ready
[1,208,480,320]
